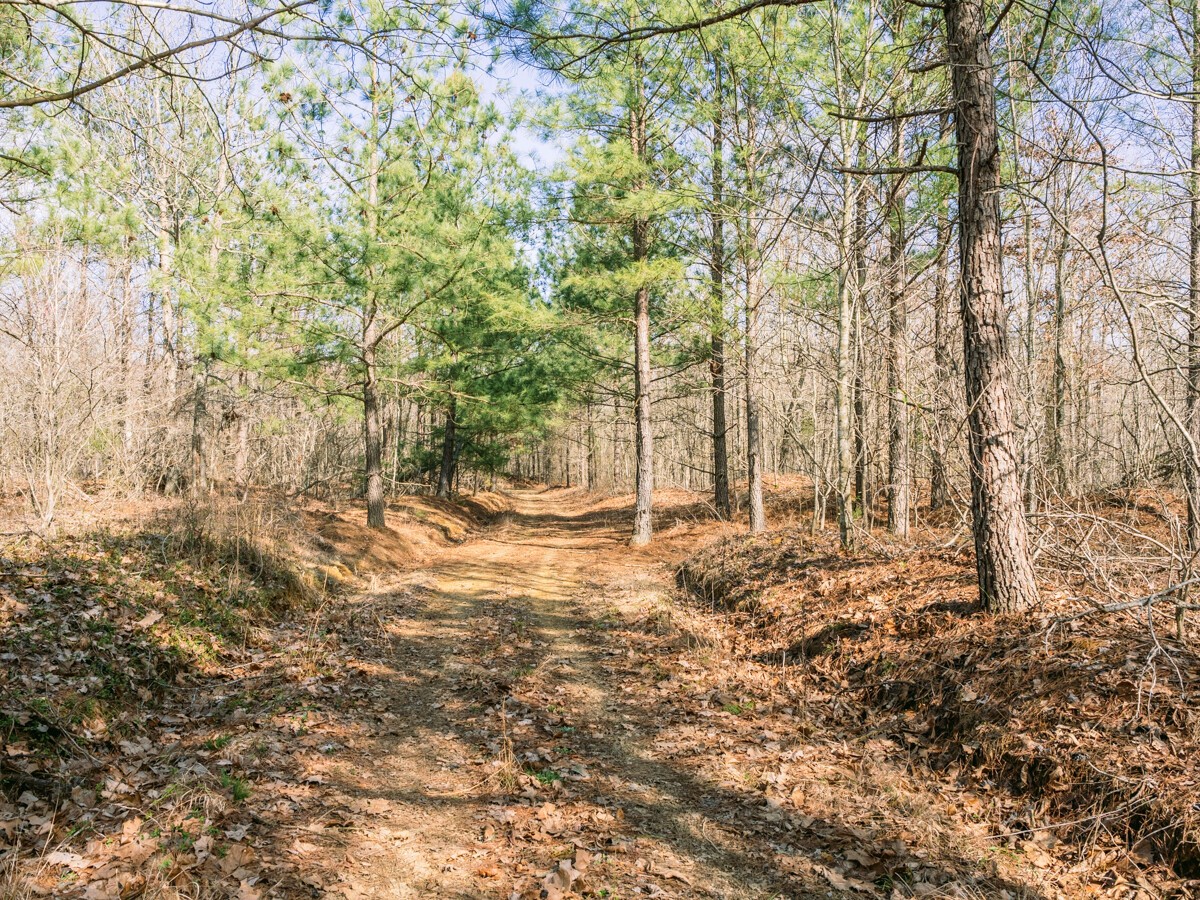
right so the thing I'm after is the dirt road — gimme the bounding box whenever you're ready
[306,489,1042,900]
[309,488,802,898]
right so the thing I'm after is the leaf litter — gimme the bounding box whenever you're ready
[1,485,1195,899]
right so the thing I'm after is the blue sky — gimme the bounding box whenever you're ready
[471,51,565,170]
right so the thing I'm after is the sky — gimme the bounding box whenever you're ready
[471,49,566,171]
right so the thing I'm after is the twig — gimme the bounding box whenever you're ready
[989,795,1153,840]
[1052,577,1200,626]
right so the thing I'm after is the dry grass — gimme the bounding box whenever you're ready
[161,497,321,613]
[0,853,30,900]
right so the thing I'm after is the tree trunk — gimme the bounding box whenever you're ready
[1187,0,1200,554]
[189,358,208,497]
[438,396,458,498]
[853,301,870,526]
[362,67,386,529]
[363,335,386,529]
[158,203,178,403]
[1184,0,1200,635]
[234,395,250,500]
[632,267,654,544]
[739,96,767,534]
[191,171,225,501]
[630,60,654,546]
[745,256,766,533]
[852,159,871,527]
[1049,215,1070,495]
[930,157,953,512]
[1009,53,1039,513]
[944,0,1039,612]
[710,55,732,520]
[144,292,157,396]
[118,246,135,464]
[886,119,910,536]
[835,181,858,550]
[586,401,598,489]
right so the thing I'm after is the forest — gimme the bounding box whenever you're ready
[1,0,1199,898]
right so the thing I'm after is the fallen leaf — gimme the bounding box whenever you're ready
[135,611,163,629]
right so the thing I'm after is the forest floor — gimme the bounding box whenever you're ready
[1,486,1197,899]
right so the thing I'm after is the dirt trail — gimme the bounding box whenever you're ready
[312,489,787,899]
[306,489,1044,900]
[0,487,1126,898]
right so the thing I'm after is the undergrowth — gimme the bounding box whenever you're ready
[0,488,506,897]
[677,525,1200,889]
[0,496,328,778]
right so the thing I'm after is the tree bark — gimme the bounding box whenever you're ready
[739,95,767,534]
[158,203,178,403]
[744,250,766,533]
[362,64,386,530]
[944,0,1039,612]
[191,170,225,500]
[363,336,386,529]
[437,396,458,498]
[853,299,870,526]
[118,244,135,463]
[234,393,250,500]
[886,118,910,536]
[1006,48,1039,513]
[1049,213,1070,495]
[852,154,871,527]
[835,179,858,550]
[1183,0,1200,635]
[930,154,953,512]
[586,401,598,489]
[630,57,654,546]
[632,265,654,544]
[710,54,732,520]
[1186,0,1200,559]
[189,358,208,497]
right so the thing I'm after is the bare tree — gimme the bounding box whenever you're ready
[0,232,117,528]
[886,115,910,537]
